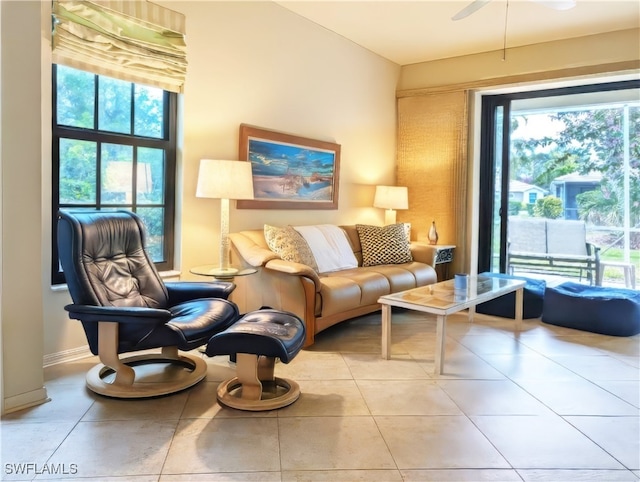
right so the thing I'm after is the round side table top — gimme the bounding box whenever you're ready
[190,265,257,280]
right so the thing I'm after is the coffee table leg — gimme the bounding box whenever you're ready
[515,287,524,331]
[381,304,391,359]
[435,314,446,375]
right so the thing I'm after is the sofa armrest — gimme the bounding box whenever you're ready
[265,259,322,292]
[410,242,437,267]
[230,231,279,267]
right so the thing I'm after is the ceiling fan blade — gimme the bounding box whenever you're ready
[451,0,492,21]
[532,0,577,11]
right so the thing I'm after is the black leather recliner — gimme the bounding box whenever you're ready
[57,210,240,398]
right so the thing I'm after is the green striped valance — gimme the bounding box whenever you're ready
[52,0,187,93]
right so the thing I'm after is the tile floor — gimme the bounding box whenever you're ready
[1,309,639,481]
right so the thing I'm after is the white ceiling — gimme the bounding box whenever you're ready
[274,0,640,65]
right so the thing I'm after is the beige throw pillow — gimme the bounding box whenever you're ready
[356,223,413,267]
[264,224,319,272]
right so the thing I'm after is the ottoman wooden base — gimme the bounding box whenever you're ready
[217,353,300,411]
[206,309,306,411]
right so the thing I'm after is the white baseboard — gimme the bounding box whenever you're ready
[43,346,93,367]
[3,387,50,414]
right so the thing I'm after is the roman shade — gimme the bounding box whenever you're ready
[52,0,187,93]
[397,90,469,275]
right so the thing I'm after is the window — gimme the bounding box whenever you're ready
[52,64,176,284]
[528,192,537,204]
[479,79,639,278]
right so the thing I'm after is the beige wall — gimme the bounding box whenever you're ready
[1,1,399,411]
[399,28,640,92]
[1,1,49,413]
[164,1,400,279]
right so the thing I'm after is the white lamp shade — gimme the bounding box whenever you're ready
[196,159,254,200]
[373,185,408,210]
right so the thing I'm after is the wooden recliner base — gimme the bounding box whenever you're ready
[216,353,300,411]
[86,322,207,398]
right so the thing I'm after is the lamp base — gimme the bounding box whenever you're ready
[384,209,397,226]
[209,267,239,278]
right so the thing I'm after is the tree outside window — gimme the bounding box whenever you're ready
[52,65,176,284]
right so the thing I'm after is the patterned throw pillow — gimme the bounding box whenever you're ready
[356,223,413,267]
[264,224,319,272]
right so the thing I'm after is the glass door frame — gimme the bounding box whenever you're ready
[477,79,640,275]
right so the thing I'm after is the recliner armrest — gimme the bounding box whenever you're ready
[64,304,172,324]
[165,281,235,304]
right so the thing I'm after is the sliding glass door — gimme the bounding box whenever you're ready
[478,80,639,287]
[478,97,510,274]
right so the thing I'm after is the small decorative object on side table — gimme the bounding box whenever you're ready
[428,220,439,245]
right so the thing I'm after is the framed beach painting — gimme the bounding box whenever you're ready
[237,124,341,210]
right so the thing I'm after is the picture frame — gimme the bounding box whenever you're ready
[237,124,341,210]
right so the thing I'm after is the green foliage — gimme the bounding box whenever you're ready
[134,86,164,138]
[534,195,563,219]
[576,185,620,225]
[510,115,579,190]
[551,107,640,228]
[510,137,579,190]
[56,65,165,139]
[56,65,169,263]
[508,201,523,215]
[511,104,639,228]
[577,183,640,247]
[57,66,95,129]
[98,77,132,134]
[59,139,96,204]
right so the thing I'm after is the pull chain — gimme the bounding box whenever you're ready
[502,0,510,61]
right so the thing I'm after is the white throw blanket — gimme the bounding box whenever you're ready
[293,225,358,273]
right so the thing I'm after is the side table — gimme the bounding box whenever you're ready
[597,261,636,289]
[432,245,455,280]
[190,264,257,280]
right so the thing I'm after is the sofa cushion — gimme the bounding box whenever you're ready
[264,224,319,271]
[364,263,434,291]
[321,269,391,316]
[356,223,413,267]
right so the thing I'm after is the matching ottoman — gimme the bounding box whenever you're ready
[476,272,546,319]
[206,308,306,411]
[542,282,640,336]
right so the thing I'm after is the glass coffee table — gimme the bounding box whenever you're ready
[378,275,525,374]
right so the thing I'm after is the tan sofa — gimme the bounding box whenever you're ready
[229,225,438,346]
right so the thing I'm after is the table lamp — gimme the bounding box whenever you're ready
[196,159,254,277]
[373,185,408,225]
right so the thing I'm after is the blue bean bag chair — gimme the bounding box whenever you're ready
[542,282,640,336]
[476,272,546,319]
